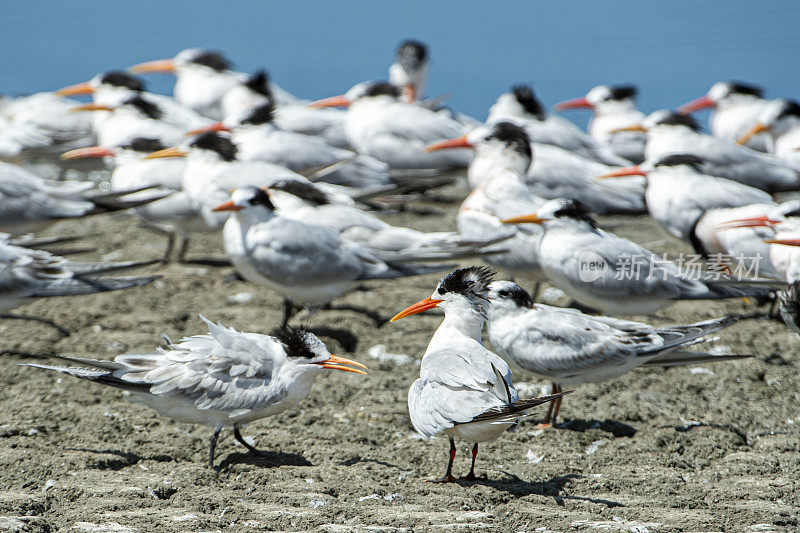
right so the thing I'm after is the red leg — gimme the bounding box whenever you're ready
[460,443,480,481]
[428,437,456,483]
[536,383,560,430]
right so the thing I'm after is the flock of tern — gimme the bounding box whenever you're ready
[2,39,800,479]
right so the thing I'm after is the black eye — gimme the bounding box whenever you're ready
[437,287,446,295]
[498,290,509,297]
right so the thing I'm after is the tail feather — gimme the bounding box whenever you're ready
[645,350,753,368]
[64,259,159,276]
[30,275,159,297]
[469,391,572,424]
[642,315,741,355]
[20,362,149,392]
[357,262,455,281]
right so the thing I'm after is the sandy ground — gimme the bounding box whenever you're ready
[0,180,798,532]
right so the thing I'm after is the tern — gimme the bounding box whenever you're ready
[678,81,769,152]
[554,84,646,163]
[187,101,392,188]
[214,187,453,326]
[487,85,630,166]
[129,48,297,119]
[426,121,645,215]
[389,40,428,103]
[311,81,473,170]
[22,317,366,467]
[485,281,748,427]
[390,266,567,481]
[502,198,781,315]
[0,160,167,236]
[0,240,158,333]
[617,110,800,193]
[738,99,800,168]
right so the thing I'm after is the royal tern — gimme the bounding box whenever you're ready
[22,317,366,466]
[214,187,453,326]
[427,121,646,215]
[678,81,769,152]
[0,160,165,236]
[597,154,773,245]
[388,40,428,103]
[220,70,350,149]
[622,110,800,193]
[485,281,747,427]
[390,266,567,481]
[487,85,630,166]
[188,101,391,188]
[130,48,297,119]
[311,81,473,170]
[502,198,780,315]
[61,138,207,262]
[738,99,800,167]
[0,240,158,333]
[555,84,646,163]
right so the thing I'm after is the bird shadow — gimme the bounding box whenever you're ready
[219,449,312,469]
[555,418,638,438]
[337,456,412,472]
[325,303,387,328]
[1,350,56,359]
[469,473,623,508]
[304,326,360,353]
[179,257,232,267]
[66,447,174,470]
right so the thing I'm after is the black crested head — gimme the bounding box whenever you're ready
[269,179,331,206]
[654,112,700,131]
[726,81,764,98]
[777,99,800,120]
[189,132,237,162]
[553,198,597,228]
[511,84,546,120]
[244,69,272,98]
[100,71,145,92]
[364,81,402,99]
[489,122,532,160]
[123,137,166,153]
[241,101,275,126]
[495,283,533,309]
[437,266,495,299]
[654,153,705,170]
[247,186,275,211]
[272,327,317,359]
[124,95,162,120]
[608,84,637,100]
[396,39,428,71]
[190,50,232,72]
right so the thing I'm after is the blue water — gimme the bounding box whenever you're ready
[2,1,798,127]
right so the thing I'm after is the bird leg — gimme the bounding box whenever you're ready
[460,444,481,481]
[0,314,69,336]
[530,282,541,302]
[233,424,266,457]
[281,299,297,328]
[428,437,456,483]
[176,237,190,263]
[209,426,222,468]
[161,233,176,263]
[536,383,561,430]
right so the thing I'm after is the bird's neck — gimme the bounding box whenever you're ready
[428,308,485,352]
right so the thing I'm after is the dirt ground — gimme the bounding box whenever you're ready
[0,179,798,532]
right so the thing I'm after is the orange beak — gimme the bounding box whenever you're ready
[60,146,115,160]
[143,147,187,160]
[737,122,769,146]
[186,121,230,136]
[390,296,443,322]
[764,238,800,247]
[716,215,780,230]
[70,103,113,112]
[129,59,176,74]
[608,124,648,134]
[56,81,94,96]
[501,213,547,225]
[312,354,368,374]
[595,165,647,179]
[424,135,472,152]
[553,96,593,111]
[211,200,242,212]
[678,95,715,115]
[309,95,351,108]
